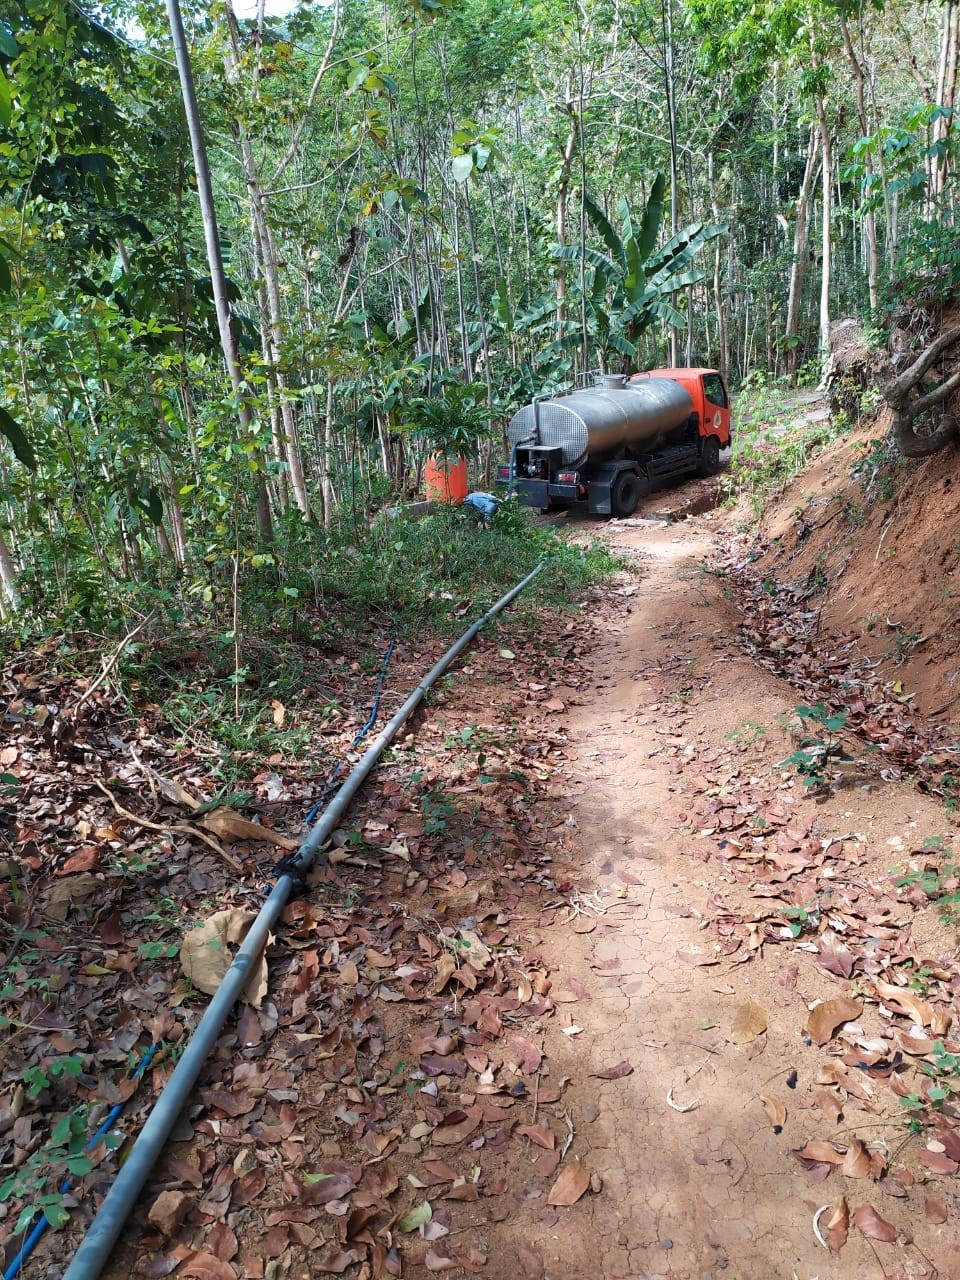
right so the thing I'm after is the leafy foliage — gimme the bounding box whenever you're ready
[551,176,726,368]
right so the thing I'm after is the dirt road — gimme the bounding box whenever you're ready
[514,512,960,1280]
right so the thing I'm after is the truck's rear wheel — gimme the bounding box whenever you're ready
[610,471,642,518]
[697,435,722,476]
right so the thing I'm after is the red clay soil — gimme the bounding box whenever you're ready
[753,412,960,722]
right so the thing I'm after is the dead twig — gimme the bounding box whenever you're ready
[558,1108,575,1160]
[69,610,157,715]
[92,778,243,872]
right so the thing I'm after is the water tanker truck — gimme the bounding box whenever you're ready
[499,368,732,518]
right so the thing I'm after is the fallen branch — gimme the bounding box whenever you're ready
[69,610,157,715]
[92,778,244,872]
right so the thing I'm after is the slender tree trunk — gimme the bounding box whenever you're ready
[166,0,273,545]
[223,2,311,521]
[708,153,729,375]
[554,85,578,340]
[840,15,879,311]
[813,81,833,358]
[162,459,188,567]
[785,126,818,378]
[934,0,959,201]
[661,0,680,366]
[0,526,20,613]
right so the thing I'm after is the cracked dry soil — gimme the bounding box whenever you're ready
[516,512,959,1280]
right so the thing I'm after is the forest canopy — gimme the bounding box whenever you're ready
[0,0,958,623]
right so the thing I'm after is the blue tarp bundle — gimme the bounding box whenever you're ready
[463,491,499,521]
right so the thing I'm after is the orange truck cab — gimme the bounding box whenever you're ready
[500,368,732,518]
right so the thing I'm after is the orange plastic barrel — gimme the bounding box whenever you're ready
[424,454,468,503]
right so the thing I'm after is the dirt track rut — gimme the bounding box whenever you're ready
[513,517,933,1280]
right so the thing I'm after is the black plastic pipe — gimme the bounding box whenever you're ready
[61,561,544,1280]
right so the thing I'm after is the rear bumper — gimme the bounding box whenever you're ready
[511,479,579,507]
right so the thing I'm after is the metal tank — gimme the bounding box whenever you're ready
[507,375,694,466]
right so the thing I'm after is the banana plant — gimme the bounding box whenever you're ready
[552,174,726,367]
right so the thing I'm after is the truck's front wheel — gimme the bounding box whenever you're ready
[697,435,722,477]
[610,471,642,518]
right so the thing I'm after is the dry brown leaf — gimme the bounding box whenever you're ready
[853,1203,898,1242]
[313,1247,365,1274]
[444,1181,480,1202]
[870,978,933,1027]
[517,1123,555,1150]
[731,1000,768,1044]
[207,1224,239,1263]
[931,1010,953,1036]
[591,1060,633,1080]
[535,1150,561,1178]
[152,772,202,810]
[431,1113,481,1146]
[805,997,862,1047]
[759,1095,786,1130]
[825,1196,849,1252]
[547,1159,591,1206]
[180,1253,236,1280]
[340,961,359,986]
[813,1090,844,1124]
[795,1141,845,1165]
[424,1250,458,1273]
[180,910,271,1008]
[925,1195,948,1224]
[230,1169,267,1207]
[815,930,856,979]
[841,1138,871,1179]
[919,1148,960,1175]
[507,1034,542,1074]
[200,806,298,850]
[40,873,100,920]
[429,953,458,997]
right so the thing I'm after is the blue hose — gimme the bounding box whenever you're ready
[303,634,397,825]
[2,1045,160,1280]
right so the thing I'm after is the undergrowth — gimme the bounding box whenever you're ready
[720,373,847,512]
[2,502,619,780]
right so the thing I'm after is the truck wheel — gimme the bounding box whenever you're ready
[697,435,722,477]
[610,471,642,518]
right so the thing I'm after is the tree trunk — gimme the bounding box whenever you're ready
[807,33,833,362]
[166,0,273,546]
[840,15,879,312]
[554,93,578,341]
[934,0,959,200]
[785,127,818,378]
[0,526,20,613]
[661,0,680,366]
[223,2,311,522]
[884,325,960,456]
[708,153,729,375]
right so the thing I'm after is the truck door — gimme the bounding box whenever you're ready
[701,372,731,445]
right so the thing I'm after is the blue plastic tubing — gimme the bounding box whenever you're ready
[3,1048,160,1280]
[61,561,544,1280]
